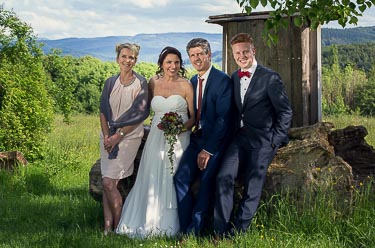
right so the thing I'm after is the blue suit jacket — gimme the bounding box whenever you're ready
[232,64,292,148]
[191,66,234,154]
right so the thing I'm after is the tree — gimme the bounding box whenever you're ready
[0,6,54,160]
[322,43,375,74]
[322,45,368,116]
[73,56,118,114]
[43,52,120,117]
[236,0,375,44]
[42,50,78,123]
[134,62,158,80]
[355,66,375,116]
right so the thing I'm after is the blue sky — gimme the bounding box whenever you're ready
[3,0,375,40]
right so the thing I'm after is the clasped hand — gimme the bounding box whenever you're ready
[104,134,121,153]
[197,150,211,170]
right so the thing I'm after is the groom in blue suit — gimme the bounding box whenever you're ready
[174,38,233,235]
[213,33,293,237]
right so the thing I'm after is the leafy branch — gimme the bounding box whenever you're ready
[236,0,375,45]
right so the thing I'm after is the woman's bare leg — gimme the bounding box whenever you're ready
[102,177,123,232]
[102,190,113,234]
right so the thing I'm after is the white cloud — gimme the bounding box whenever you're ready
[2,0,374,39]
[129,0,170,8]
[198,1,243,13]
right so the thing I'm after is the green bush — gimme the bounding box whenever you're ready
[0,7,54,160]
[134,62,158,80]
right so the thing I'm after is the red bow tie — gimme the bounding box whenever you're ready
[238,70,251,78]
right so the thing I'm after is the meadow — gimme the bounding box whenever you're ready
[0,114,374,248]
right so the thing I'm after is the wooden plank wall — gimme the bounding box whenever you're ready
[217,16,321,127]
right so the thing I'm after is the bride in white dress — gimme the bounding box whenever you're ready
[116,47,195,238]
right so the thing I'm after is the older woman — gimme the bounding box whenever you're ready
[99,43,149,235]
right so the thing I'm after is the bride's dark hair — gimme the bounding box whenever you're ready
[155,46,187,78]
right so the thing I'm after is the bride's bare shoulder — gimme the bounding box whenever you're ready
[178,76,191,85]
[150,74,162,82]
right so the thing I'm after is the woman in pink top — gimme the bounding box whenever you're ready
[99,43,149,235]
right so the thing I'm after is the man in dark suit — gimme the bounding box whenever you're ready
[174,38,233,235]
[213,33,293,237]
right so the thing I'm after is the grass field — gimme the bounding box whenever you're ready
[0,114,374,247]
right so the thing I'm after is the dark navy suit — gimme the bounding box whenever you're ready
[174,66,233,235]
[213,64,292,234]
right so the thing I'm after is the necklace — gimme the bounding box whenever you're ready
[120,75,136,87]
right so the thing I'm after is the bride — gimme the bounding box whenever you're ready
[116,46,195,238]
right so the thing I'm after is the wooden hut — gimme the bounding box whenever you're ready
[207,11,322,128]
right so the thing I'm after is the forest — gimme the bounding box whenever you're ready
[322,42,375,73]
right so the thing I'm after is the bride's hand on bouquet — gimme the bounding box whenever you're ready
[179,125,188,134]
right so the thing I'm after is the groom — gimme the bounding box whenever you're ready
[174,38,234,236]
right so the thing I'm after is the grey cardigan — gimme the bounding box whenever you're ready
[100,71,150,158]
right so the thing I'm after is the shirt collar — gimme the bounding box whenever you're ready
[241,59,257,75]
[198,64,213,81]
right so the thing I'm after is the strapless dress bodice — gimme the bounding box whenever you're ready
[151,95,188,115]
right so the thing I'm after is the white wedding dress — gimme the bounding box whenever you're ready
[116,95,190,238]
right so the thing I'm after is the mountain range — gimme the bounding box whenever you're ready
[38,26,375,63]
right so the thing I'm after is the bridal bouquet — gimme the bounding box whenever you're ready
[157,111,186,174]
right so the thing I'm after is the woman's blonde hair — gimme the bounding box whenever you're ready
[115,43,141,59]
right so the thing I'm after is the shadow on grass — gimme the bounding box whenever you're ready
[0,169,105,246]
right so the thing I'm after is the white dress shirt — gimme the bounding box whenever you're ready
[240,60,257,127]
[240,60,257,104]
[196,65,212,106]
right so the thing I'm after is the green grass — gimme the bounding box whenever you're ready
[0,114,374,247]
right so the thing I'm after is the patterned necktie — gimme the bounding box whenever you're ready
[238,70,251,78]
[195,77,204,130]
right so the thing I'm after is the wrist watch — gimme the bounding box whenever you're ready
[118,130,125,137]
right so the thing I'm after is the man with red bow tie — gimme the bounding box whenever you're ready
[213,33,293,238]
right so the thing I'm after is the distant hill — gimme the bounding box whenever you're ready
[322,26,375,46]
[39,32,222,63]
[39,26,375,63]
